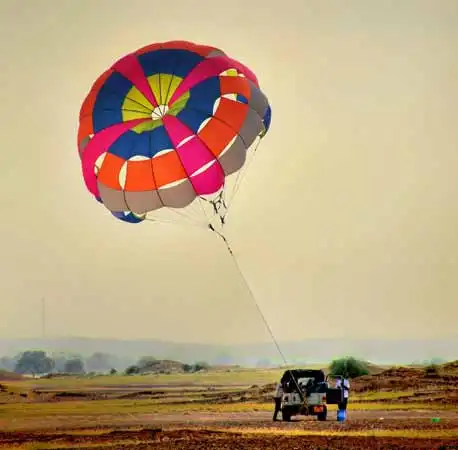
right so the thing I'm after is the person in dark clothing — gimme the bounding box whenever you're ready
[335,377,350,410]
[273,382,283,421]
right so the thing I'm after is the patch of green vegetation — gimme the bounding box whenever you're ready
[329,357,369,378]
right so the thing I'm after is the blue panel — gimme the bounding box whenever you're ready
[107,130,139,159]
[93,72,132,132]
[92,109,123,132]
[184,76,220,115]
[123,132,152,159]
[236,94,249,104]
[174,77,220,132]
[93,92,125,111]
[94,92,150,113]
[263,104,272,133]
[107,125,174,160]
[175,108,210,134]
[138,49,204,78]
[112,211,144,223]
[148,125,174,156]
[95,72,132,104]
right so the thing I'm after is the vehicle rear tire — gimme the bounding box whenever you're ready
[282,408,292,422]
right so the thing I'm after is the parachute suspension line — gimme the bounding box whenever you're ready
[225,137,262,214]
[173,198,210,227]
[196,195,214,226]
[145,216,208,230]
[197,133,264,230]
[209,226,288,367]
[143,205,207,228]
[163,206,205,226]
[200,191,228,229]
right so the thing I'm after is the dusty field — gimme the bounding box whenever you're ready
[0,363,457,449]
[0,413,457,450]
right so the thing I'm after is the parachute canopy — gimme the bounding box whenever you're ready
[78,40,271,227]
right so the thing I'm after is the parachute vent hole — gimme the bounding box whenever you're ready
[151,104,169,120]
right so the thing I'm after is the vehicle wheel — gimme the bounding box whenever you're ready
[317,406,327,421]
[282,409,292,422]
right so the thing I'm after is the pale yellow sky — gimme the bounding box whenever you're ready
[1,0,457,345]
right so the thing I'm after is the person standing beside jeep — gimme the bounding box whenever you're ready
[272,381,283,421]
[335,376,350,410]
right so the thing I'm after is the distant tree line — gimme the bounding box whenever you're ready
[0,350,212,377]
[1,350,448,379]
[0,351,122,376]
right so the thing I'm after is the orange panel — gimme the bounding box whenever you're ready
[152,151,187,187]
[219,76,251,99]
[135,43,162,55]
[97,153,125,190]
[162,41,217,56]
[124,160,156,192]
[198,118,236,157]
[163,40,193,50]
[214,97,249,132]
[189,43,219,56]
[136,41,217,57]
[77,116,93,145]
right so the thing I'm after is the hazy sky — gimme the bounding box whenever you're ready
[1,0,457,346]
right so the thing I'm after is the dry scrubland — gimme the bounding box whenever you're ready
[0,362,457,449]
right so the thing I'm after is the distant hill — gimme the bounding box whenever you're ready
[134,359,186,374]
[0,336,456,368]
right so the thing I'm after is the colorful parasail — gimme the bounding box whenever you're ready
[77,40,271,226]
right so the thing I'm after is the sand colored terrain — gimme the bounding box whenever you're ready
[0,363,457,449]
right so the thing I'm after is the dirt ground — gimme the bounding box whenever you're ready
[1,364,457,448]
[0,410,457,449]
[0,428,457,450]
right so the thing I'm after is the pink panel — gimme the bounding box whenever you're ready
[162,115,194,147]
[169,56,258,105]
[226,56,259,86]
[81,118,149,196]
[112,54,158,107]
[176,136,215,176]
[190,161,225,195]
